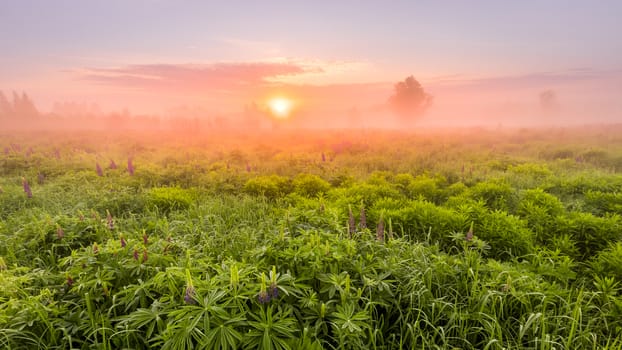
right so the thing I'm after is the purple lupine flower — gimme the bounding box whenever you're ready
[96,163,103,177]
[359,207,367,230]
[142,249,148,263]
[57,226,64,239]
[142,232,148,245]
[127,158,135,175]
[109,160,117,169]
[66,275,74,287]
[184,285,196,304]
[22,177,32,198]
[466,223,474,242]
[376,216,385,242]
[106,210,114,230]
[133,248,139,261]
[269,266,279,299]
[37,173,45,185]
[257,290,271,304]
[269,283,279,299]
[321,152,326,162]
[120,236,127,248]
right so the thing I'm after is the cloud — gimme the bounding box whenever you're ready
[430,68,622,90]
[80,62,322,91]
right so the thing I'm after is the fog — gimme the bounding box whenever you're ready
[1,70,620,132]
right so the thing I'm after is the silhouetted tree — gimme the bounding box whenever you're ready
[12,91,39,120]
[539,89,559,114]
[388,76,432,118]
[0,91,13,118]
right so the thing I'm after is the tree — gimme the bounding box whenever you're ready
[388,76,432,118]
[539,89,559,114]
[0,91,13,118]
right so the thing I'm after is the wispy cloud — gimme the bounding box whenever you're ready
[80,62,322,91]
[430,68,622,89]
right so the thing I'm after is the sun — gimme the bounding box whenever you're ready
[268,97,293,118]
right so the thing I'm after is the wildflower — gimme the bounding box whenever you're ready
[258,290,270,304]
[376,215,385,242]
[37,173,45,185]
[142,231,148,245]
[321,152,326,162]
[133,248,139,261]
[466,222,474,242]
[93,242,99,255]
[269,266,279,299]
[246,163,251,172]
[142,248,148,263]
[109,159,117,169]
[96,163,103,177]
[184,285,196,304]
[184,269,196,304]
[56,226,64,239]
[106,210,114,230]
[22,177,32,198]
[258,272,271,304]
[120,235,126,248]
[348,205,355,238]
[359,206,367,230]
[127,157,135,175]
[66,275,74,287]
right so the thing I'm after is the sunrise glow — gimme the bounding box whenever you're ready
[269,97,293,118]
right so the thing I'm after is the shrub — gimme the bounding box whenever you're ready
[554,212,621,260]
[517,189,564,241]
[293,174,331,197]
[584,190,622,216]
[591,242,622,282]
[243,175,291,199]
[147,187,195,212]
[466,180,518,212]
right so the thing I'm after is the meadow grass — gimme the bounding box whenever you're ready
[0,127,621,349]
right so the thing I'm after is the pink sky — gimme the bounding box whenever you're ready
[1,1,621,126]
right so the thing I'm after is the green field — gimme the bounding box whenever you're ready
[1,127,622,349]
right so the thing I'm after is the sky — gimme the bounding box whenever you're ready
[1,0,621,126]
